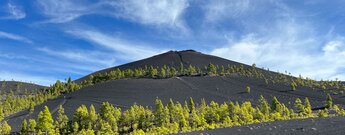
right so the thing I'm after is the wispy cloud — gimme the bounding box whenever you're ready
[67,29,167,61]
[0,31,32,43]
[203,0,250,23]
[35,0,189,31]
[35,0,96,23]
[37,47,116,67]
[1,2,26,20]
[210,15,345,80]
[108,0,189,30]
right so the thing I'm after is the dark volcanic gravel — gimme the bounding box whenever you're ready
[184,116,345,135]
[0,81,46,95]
[7,76,345,132]
[6,50,345,134]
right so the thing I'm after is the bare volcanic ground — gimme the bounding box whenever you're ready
[75,50,250,83]
[7,75,345,132]
[0,81,47,95]
[183,116,345,135]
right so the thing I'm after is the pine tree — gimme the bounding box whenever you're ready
[89,104,98,128]
[294,98,304,115]
[155,98,167,127]
[37,106,55,134]
[190,111,201,129]
[171,67,177,77]
[281,104,291,119]
[21,119,28,134]
[179,110,189,132]
[78,129,95,135]
[28,119,36,133]
[258,95,270,120]
[271,97,282,113]
[55,105,69,134]
[160,68,166,78]
[187,64,196,76]
[134,69,141,77]
[223,116,232,127]
[73,105,89,130]
[304,97,312,116]
[148,66,158,78]
[220,66,225,76]
[0,108,4,122]
[239,102,254,124]
[228,101,240,120]
[207,63,217,75]
[98,120,115,135]
[166,67,171,77]
[100,102,121,133]
[326,93,333,108]
[124,69,134,77]
[318,109,329,117]
[246,86,251,93]
[167,99,176,123]
[291,81,297,91]
[29,102,35,113]
[0,121,11,135]
[73,122,79,133]
[188,97,196,114]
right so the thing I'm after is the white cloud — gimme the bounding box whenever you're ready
[206,0,345,80]
[7,2,26,19]
[108,0,189,30]
[0,71,57,86]
[37,47,116,67]
[67,29,167,61]
[36,0,95,23]
[1,2,26,20]
[204,0,250,22]
[0,31,32,43]
[211,19,345,81]
[36,0,189,31]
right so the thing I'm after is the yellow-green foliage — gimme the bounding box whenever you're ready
[318,109,329,117]
[246,86,251,93]
[19,96,345,135]
[0,121,11,135]
[5,62,345,125]
[326,93,333,108]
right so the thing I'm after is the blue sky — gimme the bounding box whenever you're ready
[1,0,345,86]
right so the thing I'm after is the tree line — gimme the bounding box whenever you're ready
[14,95,345,135]
[1,63,345,134]
[85,63,345,93]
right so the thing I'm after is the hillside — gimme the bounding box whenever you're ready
[188,116,345,135]
[0,81,46,95]
[5,50,345,134]
[75,50,250,83]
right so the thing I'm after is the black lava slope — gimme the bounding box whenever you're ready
[185,116,345,135]
[0,81,47,95]
[7,75,345,132]
[75,50,249,83]
[6,50,345,134]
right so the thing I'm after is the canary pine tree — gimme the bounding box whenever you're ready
[37,106,55,134]
[326,93,333,108]
[207,63,217,75]
[294,98,304,115]
[55,105,69,134]
[304,98,312,116]
[0,121,11,135]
